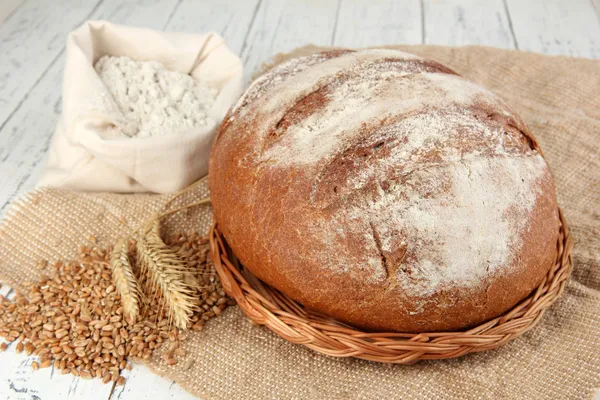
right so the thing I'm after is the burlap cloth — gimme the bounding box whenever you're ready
[0,45,599,399]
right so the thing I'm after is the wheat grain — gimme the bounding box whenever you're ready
[0,229,232,386]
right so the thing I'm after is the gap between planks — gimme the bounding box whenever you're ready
[0,0,105,130]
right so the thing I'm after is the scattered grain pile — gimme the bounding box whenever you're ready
[0,231,232,384]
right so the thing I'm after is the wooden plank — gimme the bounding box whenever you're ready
[333,0,422,48]
[241,0,340,82]
[0,59,60,216]
[0,283,12,297]
[423,0,516,49]
[110,364,197,400]
[0,0,23,25]
[92,0,181,27]
[505,0,600,58]
[1,349,113,399]
[0,348,51,400]
[0,344,116,399]
[592,0,600,18]
[0,0,102,129]
[165,0,261,54]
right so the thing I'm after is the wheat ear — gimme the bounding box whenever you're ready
[110,238,142,320]
[136,220,199,328]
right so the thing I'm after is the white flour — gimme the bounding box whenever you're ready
[95,55,218,138]
[344,155,546,297]
[260,71,504,166]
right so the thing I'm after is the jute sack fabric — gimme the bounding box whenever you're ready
[0,45,599,400]
[38,21,244,194]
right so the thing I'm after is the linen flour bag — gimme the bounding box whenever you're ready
[39,21,243,193]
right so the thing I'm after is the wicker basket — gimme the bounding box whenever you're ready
[209,209,573,364]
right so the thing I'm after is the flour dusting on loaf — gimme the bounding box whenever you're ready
[341,156,547,298]
[210,49,560,332]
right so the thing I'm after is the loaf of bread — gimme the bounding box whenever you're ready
[208,49,560,332]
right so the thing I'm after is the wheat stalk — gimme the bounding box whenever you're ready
[136,220,199,328]
[110,238,142,320]
[105,181,211,329]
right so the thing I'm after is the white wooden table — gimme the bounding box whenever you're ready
[0,0,598,398]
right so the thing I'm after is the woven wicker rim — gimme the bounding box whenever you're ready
[209,208,573,364]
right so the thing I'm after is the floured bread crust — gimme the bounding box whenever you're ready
[209,49,560,332]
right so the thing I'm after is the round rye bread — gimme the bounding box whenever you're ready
[208,49,560,332]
